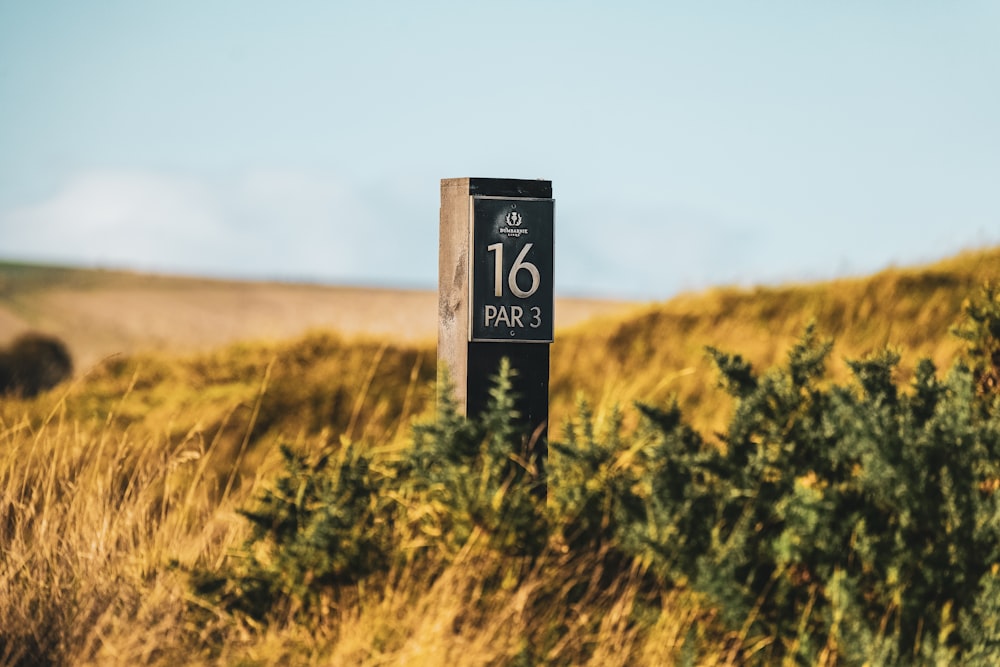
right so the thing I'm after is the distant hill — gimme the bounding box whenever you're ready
[550,246,1000,432]
[0,261,642,370]
[5,247,1000,434]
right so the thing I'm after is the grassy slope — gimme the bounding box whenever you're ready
[0,262,444,369]
[7,248,1000,433]
[551,247,1000,434]
[5,248,999,482]
[0,261,642,369]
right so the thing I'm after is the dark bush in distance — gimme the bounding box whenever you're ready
[0,333,73,398]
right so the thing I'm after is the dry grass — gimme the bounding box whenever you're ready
[0,389,251,666]
[0,261,640,370]
[550,247,1000,434]
[0,378,732,667]
[0,335,428,665]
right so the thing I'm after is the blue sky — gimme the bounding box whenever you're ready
[1,1,998,299]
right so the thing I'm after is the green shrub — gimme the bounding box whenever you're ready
[952,281,1000,397]
[547,286,1000,663]
[395,359,548,558]
[191,441,396,621]
[549,400,641,553]
[193,359,548,622]
[193,285,1000,665]
[610,291,1000,664]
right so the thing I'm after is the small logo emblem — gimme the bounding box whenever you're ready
[499,204,529,237]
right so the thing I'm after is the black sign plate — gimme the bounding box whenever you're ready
[470,196,554,343]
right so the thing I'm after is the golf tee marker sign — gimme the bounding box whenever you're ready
[470,196,554,343]
[438,177,552,454]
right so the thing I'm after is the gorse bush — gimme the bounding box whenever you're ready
[196,285,1000,665]
[655,327,1000,664]
[396,360,548,557]
[192,442,396,620]
[194,359,549,623]
[607,287,1000,664]
[952,281,1000,396]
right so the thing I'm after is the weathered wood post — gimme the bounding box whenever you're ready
[438,177,554,485]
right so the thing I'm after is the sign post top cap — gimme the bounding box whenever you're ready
[442,178,552,199]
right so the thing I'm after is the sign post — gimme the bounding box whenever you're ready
[439,177,553,479]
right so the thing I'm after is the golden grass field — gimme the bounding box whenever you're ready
[2,247,1000,665]
[0,263,642,371]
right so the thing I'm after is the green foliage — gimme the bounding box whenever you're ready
[192,442,395,620]
[632,400,722,584]
[193,284,1000,665]
[547,291,1000,663]
[194,358,548,621]
[549,400,642,552]
[598,302,1000,664]
[397,359,548,557]
[953,282,1000,396]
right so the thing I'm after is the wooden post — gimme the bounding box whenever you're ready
[438,177,554,478]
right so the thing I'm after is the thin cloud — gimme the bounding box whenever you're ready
[0,169,427,284]
[1,170,224,269]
